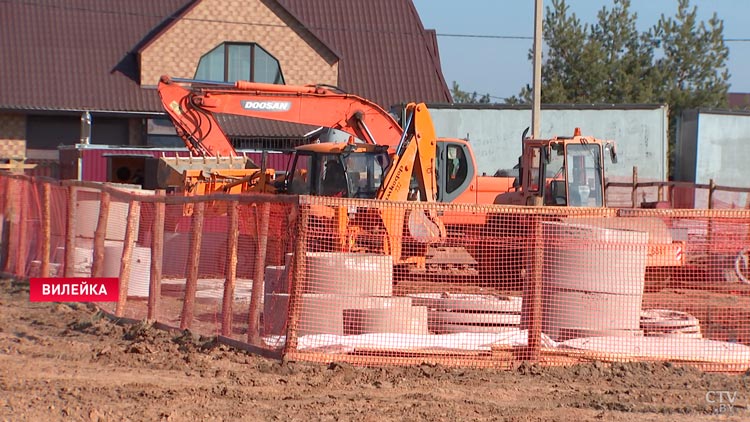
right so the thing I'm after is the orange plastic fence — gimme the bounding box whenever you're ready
[2,173,750,371]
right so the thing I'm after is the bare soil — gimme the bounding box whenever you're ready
[1,278,749,422]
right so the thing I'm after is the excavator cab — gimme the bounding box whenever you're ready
[284,143,391,198]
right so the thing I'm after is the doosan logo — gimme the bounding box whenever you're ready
[241,100,292,112]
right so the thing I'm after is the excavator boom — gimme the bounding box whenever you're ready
[157,75,404,157]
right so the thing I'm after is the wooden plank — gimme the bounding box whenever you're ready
[519,216,544,362]
[148,190,166,321]
[248,202,270,345]
[3,178,17,274]
[221,201,240,337]
[283,204,308,356]
[63,186,77,277]
[14,181,28,276]
[59,179,299,205]
[40,183,51,278]
[179,201,205,330]
[115,200,140,317]
[91,191,110,278]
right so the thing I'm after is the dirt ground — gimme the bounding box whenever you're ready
[1,279,749,422]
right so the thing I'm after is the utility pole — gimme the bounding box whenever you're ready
[532,0,543,138]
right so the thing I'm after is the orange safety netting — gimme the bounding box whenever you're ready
[2,174,750,371]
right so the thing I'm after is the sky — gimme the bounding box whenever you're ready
[412,0,750,101]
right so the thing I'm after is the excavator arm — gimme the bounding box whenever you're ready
[157,75,404,157]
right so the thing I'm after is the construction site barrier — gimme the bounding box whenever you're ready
[2,173,750,372]
[605,166,750,209]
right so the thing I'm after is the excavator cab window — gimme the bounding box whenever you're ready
[311,151,389,198]
[319,156,349,197]
[528,147,541,192]
[342,152,388,198]
[445,145,468,194]
[287,151,389,198]
[436,142,475,202]
[287,154,312,195]
[544,146,567,205]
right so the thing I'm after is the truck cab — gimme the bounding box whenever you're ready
[495,129,617,207]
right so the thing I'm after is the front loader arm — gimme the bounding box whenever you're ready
[376,103,445,264]
[376,103,439,202]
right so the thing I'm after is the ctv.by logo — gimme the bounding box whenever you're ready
[241,100,291,112]
[705,391,741,414]
[704,373,750,415]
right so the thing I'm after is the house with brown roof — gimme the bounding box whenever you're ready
[0,0,450,155]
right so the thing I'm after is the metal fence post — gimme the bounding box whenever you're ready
[631,166,638,208]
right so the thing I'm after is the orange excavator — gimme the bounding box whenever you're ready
[488,129,684,276]
[157,75,515,205]
[157,75,494,273]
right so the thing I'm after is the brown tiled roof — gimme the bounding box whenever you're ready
[1,0,449,134]
[728,93,750,109]
[278,0,452,106]
[214,113,318,138]
[0,0,192,113]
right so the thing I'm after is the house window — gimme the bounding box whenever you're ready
[194,43,285,84]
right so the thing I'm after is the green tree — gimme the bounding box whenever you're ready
[451,81,491,104]
[509,0,657,104]
[507,0,730,173]
[651,0,729,165]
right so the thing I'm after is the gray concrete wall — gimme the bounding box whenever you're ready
[425,105,669,182]
[694,111,750,187]
[677,109,750,208]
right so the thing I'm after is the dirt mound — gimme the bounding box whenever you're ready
[1,278,748,421]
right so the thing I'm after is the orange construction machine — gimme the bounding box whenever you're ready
[157,75,513,206]
[157,75,680,277]
[157,75,498,273]
[488,129,684,275]
[494,128,618,208]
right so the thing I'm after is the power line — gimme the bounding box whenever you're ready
[435,33,532,40]
[435,33,750,43]
[6,0,750,43]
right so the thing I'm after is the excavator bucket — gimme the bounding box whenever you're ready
[147,156,257,190]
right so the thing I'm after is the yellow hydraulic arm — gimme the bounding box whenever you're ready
[374,103,446,265]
